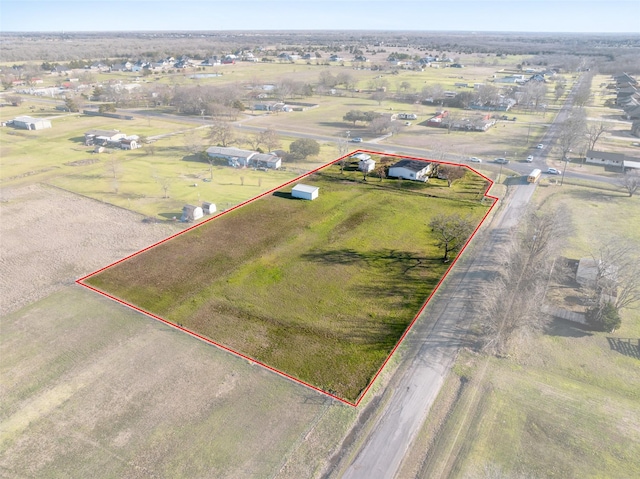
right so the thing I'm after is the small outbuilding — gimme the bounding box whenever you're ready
[359,158,376,173]
[11,116,52,130]
[181,204,204,222]
[202,202,217,214]
[291,184,319,201]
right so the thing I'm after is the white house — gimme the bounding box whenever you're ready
[206,146,281,169]
[206,146,256,168]
[291,184,319,201]
[11,116,52,130]
[586,150,640,171]
[181,205,204,222]
[388,159,433,182]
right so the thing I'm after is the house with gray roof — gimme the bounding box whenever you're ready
[388,159,433,182]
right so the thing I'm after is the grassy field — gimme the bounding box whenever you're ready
[84,161,493,402]
[400,181,640,479]
[0,285,354,479]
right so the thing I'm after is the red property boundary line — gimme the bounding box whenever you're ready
[76,149,498,407]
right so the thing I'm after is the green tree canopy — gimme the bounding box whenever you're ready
[289,138,320,160]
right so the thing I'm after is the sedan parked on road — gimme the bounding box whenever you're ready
[546,168,561,175]
[469,157,482,163]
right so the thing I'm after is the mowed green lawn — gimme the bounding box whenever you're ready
[86,164,492,402]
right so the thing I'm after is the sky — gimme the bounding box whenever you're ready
[1,0,639,34]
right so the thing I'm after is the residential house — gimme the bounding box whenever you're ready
[201,56,221,66]
[206,146,256,167]
[623,104,640,120]
[205,146,281,169]
[586,150,640,171]
[84,129,126,146]
[388,159,432,182]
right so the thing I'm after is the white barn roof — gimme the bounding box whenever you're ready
[291,184,318,194]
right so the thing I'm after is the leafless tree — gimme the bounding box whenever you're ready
[371,90,387,105]
[259,129,281,152]
[438,165,467,187]
[429,213,475,263]
[590,241,640,311]
[106,157,122,180]
[618,173,639,197]
[159,177,174,199]
[479,208,569,356]
[556,111,586,161]
[183,130,204,156]
[370,116,392,134]
[208,121,235,147]
[585,121,609,153]
[520,81,547,112]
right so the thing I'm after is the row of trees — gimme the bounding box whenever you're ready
[479,209,569,356]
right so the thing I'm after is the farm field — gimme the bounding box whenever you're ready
[83,158,494,403]
[0,285,354,479]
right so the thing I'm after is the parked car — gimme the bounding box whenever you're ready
[536,143,544,149]
[469,157,482,163]
[494,158,509,164]
[526,155,534,162]
[351,137,363,143]
[546,168,561,175]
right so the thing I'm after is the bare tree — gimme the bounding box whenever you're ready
[438,165,467,187]
[479,208,569,356]
[520,81,547,112]
[429,213,475,262]
[369,116,391,134]
[106,157,121,180]
[556,111,586,161]
[159,177,174,199]
[371,90,387,105]
[590,242,640,311]
[259,128,281,152]
[183,130,204,156]
[585,121,609,153]
[246,132,262,151]
[208,121,235,147]
[619,173,639,197]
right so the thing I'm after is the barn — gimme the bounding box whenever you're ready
[181,205,204,222]
[11,116,52,130]
[291,184,319,201]
[202,202,217,214]
[388,159,432,182]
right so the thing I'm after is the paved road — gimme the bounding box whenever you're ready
[340,176,535,479]
[340,75,587,479]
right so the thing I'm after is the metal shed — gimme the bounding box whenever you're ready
[291,184,319,201]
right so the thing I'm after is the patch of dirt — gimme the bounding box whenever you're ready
[64,158,101,167]
[0,184,178,316]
